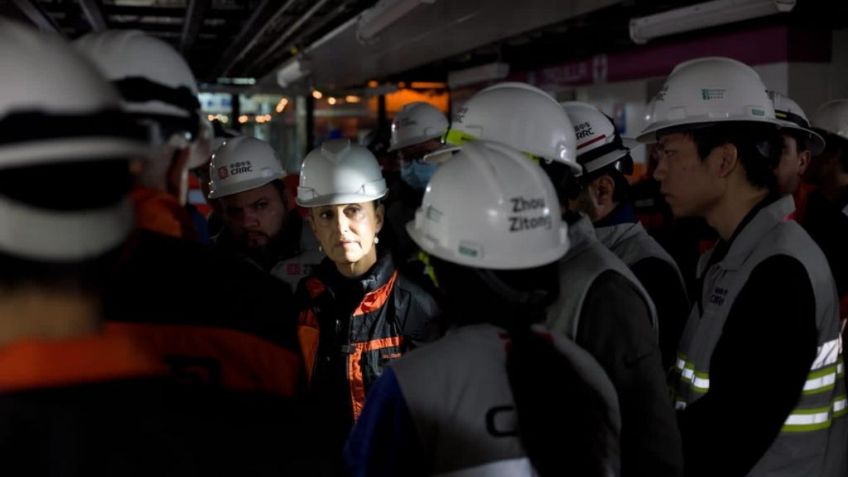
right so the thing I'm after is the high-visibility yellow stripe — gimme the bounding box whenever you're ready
[781,396,847,433]
[811,338,841,370]
[444,128,477,146]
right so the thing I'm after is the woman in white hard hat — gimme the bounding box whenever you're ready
[294,138,443,468]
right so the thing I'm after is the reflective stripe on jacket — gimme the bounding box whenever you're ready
[296,253,441,422]
[674,195,847,476]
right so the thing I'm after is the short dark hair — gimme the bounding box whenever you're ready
[540,160,582,204]
[0,160,132,291]
[679,122,783,191]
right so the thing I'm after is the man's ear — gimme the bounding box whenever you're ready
[594,175,616,206]
[798,150,812,176]
[715,143,739,178]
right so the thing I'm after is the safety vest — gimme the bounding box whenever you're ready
[391,323,621,477]
[595,220,686,288]
[546,214,657,338]
[674,196,847,476]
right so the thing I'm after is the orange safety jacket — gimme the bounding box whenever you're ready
[295,253,441,425]
[131,185,197,241]
[0,331,166,392]
[105,322,302,397]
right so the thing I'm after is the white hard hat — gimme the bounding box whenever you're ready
[562,101,637,175]
[407,140,569,270]
[0,20,147,261]
[445,82,580,172]
[297,138,388,207]
[208,136,284,199]
[768,91,825,155]
[74,30,209,156]
[637,57,777,143]
[187,117,215,169]
[388,102,448,152]
[812,99,848,144]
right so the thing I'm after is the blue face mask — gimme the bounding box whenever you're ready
[400,159,439,191]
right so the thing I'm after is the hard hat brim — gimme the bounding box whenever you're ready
[208,174,283,200]
[388,132,445,152]
[296,189,389,208]
[406,219,570,270]
[636,117,783,143]
[580,148,631,175]
[777,121,826,156]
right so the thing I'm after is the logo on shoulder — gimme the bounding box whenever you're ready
[709,286,728,306]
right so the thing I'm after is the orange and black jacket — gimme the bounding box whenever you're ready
[0,330,310,476]
[295,252,442,446]
[0,333,192,476]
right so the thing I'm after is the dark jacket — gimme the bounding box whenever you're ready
[295,252,442,453]
[802,187,848,299]
[0,329,311,476]
[106,229,299,350]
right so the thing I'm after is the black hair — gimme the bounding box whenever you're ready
[539,160,582,204]
[429,256,557,327]
[676,122,782,191]
[431,256,617,476]
[0,160,132,292]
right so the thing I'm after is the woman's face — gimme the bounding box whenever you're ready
[308,201,384,272]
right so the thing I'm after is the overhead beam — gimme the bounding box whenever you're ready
[11,0,61,33]
[180,0,211,54]
[245,0,332,74]
[212,0,298,78]
[252,0,355,76]
[78,0,107,32]
[103,5,233,19]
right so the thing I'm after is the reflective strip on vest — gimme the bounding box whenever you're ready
[433,457,536,477]
[802,339,843,395]
[782,395,847,432]
[677,340,848,432]
[675,353,709,396]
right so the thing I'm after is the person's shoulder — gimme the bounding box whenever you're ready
[394,271,440,310]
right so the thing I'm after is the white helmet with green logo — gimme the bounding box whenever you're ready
[637,57,778,143]
[444,82,580,173]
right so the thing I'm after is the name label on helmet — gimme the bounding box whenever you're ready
[575,121,594,140]
[510,197,545,212]
[229,161,253,176]
[509,196,552,232]
[701,89,726,101]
